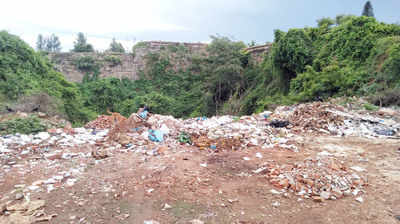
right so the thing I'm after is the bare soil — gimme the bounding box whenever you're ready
[1,135,399,224]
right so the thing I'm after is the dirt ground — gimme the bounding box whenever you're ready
[0,134,399,224]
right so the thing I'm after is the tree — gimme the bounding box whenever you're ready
[335,14,355,25]
[36,34,61,52]
[203,36,246,114]
[72,32,94,52]
[362,1,374,17]
[317,17,335,28]
[108,38,125,53]
[36,34,44,51]
[44,34,61,52]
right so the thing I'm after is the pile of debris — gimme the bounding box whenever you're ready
[271,102,345,134]
[85,112,126,129]
[265,154,368,202]
[270,102,399,138]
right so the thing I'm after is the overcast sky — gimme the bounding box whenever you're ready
[1,0,399,51]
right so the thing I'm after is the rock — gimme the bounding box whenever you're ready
[37,112,46,118]
[91,148,108,160]
[394,215,400,221]
[320,191,331,200]
[272,201,280,207]
[163,203,172,210]
[190,219,205,224]
[1,212,33,224]
[0,202,7,215]
[313,196,324,203]
[36,132,50,140]
[350,166,366,172]
[7,202,28,211]
[355,196,363,203]
[270,189,282,195]
[378,108,398,116]
[15,192,24,200]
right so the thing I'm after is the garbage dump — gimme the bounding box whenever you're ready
[0,102,399,204]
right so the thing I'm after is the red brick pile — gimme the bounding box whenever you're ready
[85,113,126,129]
[266,157,367,201]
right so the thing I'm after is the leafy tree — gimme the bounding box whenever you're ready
[362,1,374,17]
[36,34,44,51]
[202,36,246,115]
[72,32,94,52]
[317,17,335,27]
[335,14,356,25]
[108,38,125,53]
[271,29,314,81]
[44,34,61,52]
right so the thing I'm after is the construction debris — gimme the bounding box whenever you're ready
[0,100,399,223]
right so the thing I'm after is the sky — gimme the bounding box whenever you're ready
[1,0,399,52]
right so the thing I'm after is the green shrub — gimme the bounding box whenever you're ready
[271,29,315,80]
[104,55,122,66]
[363,103,379,111]
[73,56,100,72]
[0,116,47,135]
[0,31,92,124]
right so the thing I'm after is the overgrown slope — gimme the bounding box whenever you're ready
[0,31,94,124]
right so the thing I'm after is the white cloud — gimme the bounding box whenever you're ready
[0,0,188,50]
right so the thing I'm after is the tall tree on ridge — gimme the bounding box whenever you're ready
[36,34,44,51]
[362,1,375,17]
[72,32,94,52]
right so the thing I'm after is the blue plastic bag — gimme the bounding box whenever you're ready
[148,129,164,142]
[139,110,148,119]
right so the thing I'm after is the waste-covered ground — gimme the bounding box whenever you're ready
[1,101,400,224]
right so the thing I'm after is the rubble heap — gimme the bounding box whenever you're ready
[265,155,368,201]
[85,112,126,129]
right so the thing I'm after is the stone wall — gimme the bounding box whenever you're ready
[48,41,208,83]
[244,43,272,63]
[49,41,271,83]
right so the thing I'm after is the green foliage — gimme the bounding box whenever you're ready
[271,29,314,81]
[79,78,127,114]
[39,34,61,52]
[72,32,94,52]
[104,55,122,66]
[335,14,356,25]
[108,38,125,53]
[0,116,46,135]
[363,103,379,111]
[362,1,374,17]
[73,56,100,72]
[317,18,335,28]
[201,36,247,115]
[313,17,400,70]
[367,36,400,88]
[132,41,149,51]
[0,31,93,124]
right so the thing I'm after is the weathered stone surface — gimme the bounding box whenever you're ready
[48,41,207,82]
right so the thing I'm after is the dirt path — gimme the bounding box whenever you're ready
[1,135,399,224]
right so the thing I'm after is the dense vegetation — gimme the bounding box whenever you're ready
[0,31,95,125]
[1,15,400,128]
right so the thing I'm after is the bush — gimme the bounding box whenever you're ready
[271,29,315,80]
[73,56,100,72]
[368,36,400,87]
[0,116,47,135]
[104,55,122,66]
[0,31,92,125]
